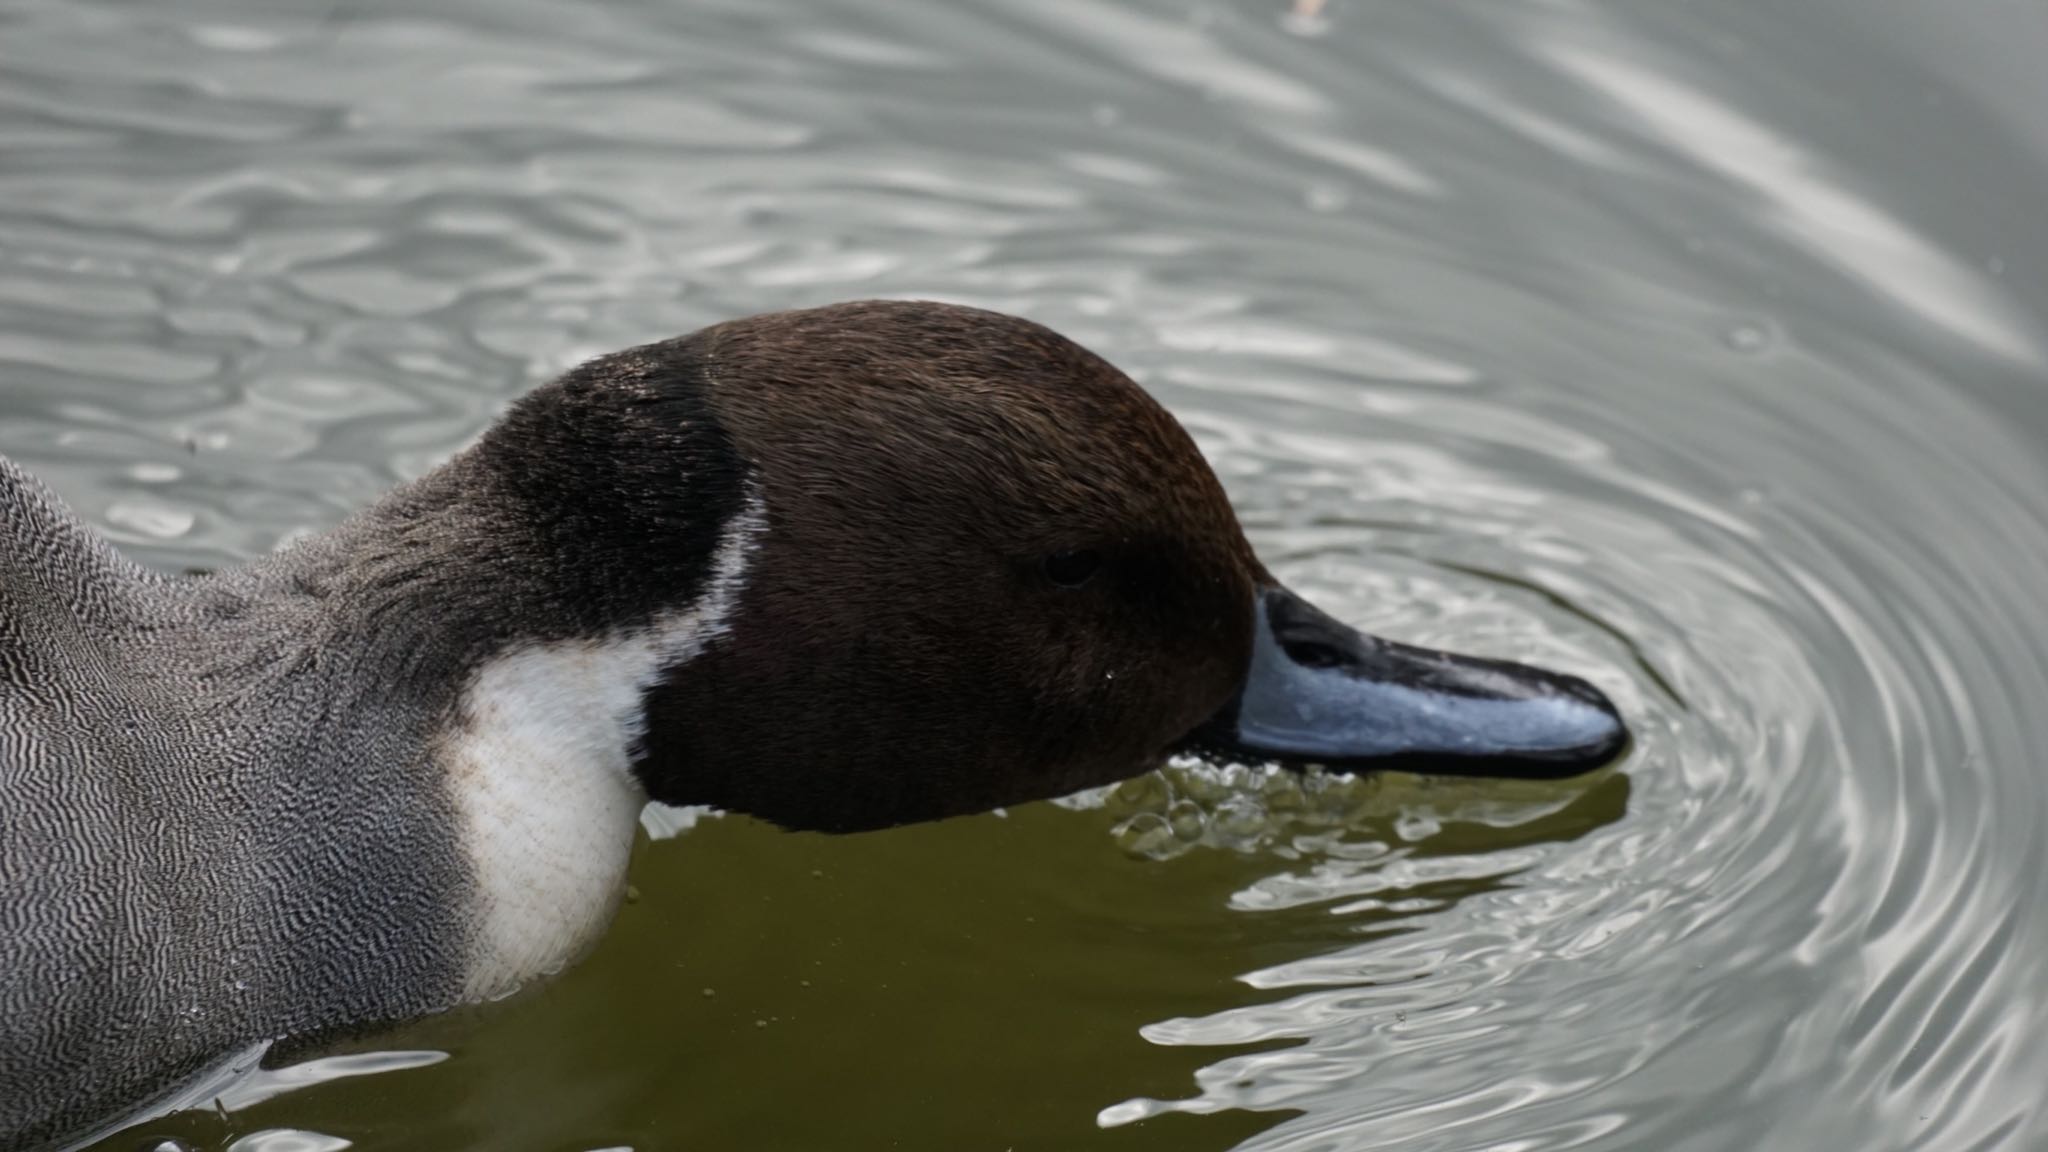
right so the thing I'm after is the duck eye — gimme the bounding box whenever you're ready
[1041,548,1103,587]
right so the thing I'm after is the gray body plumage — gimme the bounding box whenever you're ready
[0,442,694,1150]
[0,456,491,1147]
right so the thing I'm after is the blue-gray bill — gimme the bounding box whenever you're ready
[1188,586,1630,778]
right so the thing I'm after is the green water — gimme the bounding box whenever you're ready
[123,777,1629,1151]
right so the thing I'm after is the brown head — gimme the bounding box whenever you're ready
[475,300,1627,834]
[639,302,1259,831]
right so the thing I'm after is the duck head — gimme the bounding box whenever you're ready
[489,301,1627,833]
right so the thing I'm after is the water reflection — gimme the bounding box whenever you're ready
[1102,774,1636,1130]
[1542,34,2042,364]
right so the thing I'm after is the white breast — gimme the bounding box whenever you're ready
[445,490,764,1002]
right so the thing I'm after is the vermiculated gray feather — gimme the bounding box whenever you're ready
[1,455,482,1149]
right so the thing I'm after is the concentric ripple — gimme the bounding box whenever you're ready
[1085,322,2048,1148]
[3,0,2045,1149]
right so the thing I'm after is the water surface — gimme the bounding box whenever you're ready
[4,0,2047,1148]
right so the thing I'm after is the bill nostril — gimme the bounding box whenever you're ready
[1280,638,1350,669]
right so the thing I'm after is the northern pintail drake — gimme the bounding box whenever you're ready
[0,300,1627,1148]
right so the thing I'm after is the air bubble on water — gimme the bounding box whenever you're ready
[1091,103,1122,129]
[1166,799,1208,842]
[1211,794,1267,841]
[1111,773,1171,814]
[1114,812,1177,859]
[1176,762,1249,806]
[1260,769,1307,813]
[1093,758,1579,862]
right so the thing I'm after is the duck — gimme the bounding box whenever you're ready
[0,300,1627,1149]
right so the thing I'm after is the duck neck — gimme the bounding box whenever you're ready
[186,417,760,997]
[299,443,770,771]
[412,472,766,1000]
[267,454,767,1001]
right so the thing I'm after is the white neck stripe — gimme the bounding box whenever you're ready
[447,484,766,1001]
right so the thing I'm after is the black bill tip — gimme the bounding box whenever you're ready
[1189,585,1631,779]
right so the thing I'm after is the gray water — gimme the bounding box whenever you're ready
[5,0,2048,1149]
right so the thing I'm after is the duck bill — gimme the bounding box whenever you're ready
[1189,585,1629,778]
